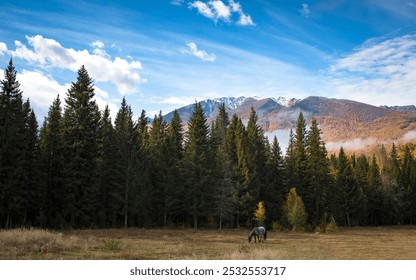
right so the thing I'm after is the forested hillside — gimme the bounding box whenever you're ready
[1,61,416,230]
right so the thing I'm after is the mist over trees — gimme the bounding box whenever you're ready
[1,62,416,229]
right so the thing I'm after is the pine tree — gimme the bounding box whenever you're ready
[399,144,416,224]
[292,112,309,211]
[184,102,212,229]
[97,105,117,227]
[0,59,26,228]
[164,110,185,226]
[285,128,296,189]
[232,116,252,227]
[367,155,384,225]
[61,65,101,228]
[306,118,331,225]
[383,143,406,224]
[352,154,369,225]
[148,111,168,226]
[265,136,285,224]
[21,100,41,226]
[39,95,65,228]
[113,97,138,228]
[211,105,233,229]
[246,107,267,213]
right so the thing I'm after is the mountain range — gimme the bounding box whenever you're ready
[164,96,416,152]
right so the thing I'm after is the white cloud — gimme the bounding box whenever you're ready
[185,42,216,62]
[4,35,145,95]
[17,70,69,109]
[16,69,120,121]
[90,40,105,49]
[300,4,310,18]
[189,1,216,20]
[188,0,254,26]
[328,34,416,106]
[211,0,231,21]
[238,13,254,26]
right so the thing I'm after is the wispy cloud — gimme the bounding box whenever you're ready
[0,42,7,55]
[2,35,146,94]
[328,34,416,106]
[171,0,185,6]
[188,0,255,26]
[185,42,216,62]
[300,3,311,18]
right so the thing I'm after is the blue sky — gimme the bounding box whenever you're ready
[1,0,415,120]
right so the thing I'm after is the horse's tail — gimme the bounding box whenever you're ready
[264,228,267,240]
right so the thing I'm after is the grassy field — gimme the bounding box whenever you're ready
[1,226,416,260]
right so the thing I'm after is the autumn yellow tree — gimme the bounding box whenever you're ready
[254,201,266,226]
[284,188,308,231]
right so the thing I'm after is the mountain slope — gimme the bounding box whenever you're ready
[164,96,416,150]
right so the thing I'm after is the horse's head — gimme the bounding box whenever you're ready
[248,235,252,242]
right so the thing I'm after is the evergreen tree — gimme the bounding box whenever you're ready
[232,117,252,227]
[246,107,267,213]
[164,110,185,226]
[383,143,406,224]
[306,118,331,225]
[352,154,369,225]
[265,136,285,225]
[0,59,26,228]
[367,155,384,225]
[97,105,117,227]
[211,105,233,229]
[292,112,309,211]
[21,100,41,226]
[148,111,168,226]
[400,144,416,224]
[113,97,139,228]
[285,128,296,189]
[184,102,212,229]
[61,65,101,228]
[39,95,65,228]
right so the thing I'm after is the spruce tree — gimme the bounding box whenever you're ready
[232,117,252,227]
[265,136,285,224]
[148,111,168,226]
[0,59,26,228]
[184,102,212,229]
[306,118,331,225]
[367,155,384,225]
[39,95,65,228]
[98,105,117,227]
[246,107,267,211]
[61,65,101,228]
[164,110,185,226]
[211,105,233,229]
[22,100,41,226]
[113,97,138,228]
[293,112,308,210]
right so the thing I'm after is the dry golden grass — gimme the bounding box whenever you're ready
[1,226,416,260]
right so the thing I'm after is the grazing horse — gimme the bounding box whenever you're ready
[248,226,267,243]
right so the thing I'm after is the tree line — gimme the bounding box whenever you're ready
[1,60,416,230]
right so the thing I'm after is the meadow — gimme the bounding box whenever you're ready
[1,227,415,260]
